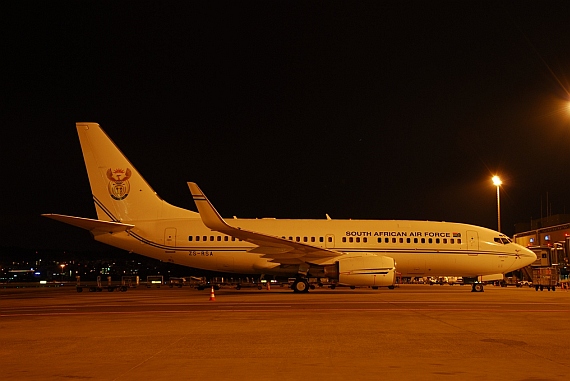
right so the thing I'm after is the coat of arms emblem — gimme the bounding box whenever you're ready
[107,168,131,200]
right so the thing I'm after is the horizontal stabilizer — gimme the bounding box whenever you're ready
[42,214,134,233]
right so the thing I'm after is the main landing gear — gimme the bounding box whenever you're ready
[291,279,310,293]
[471,283,484,292]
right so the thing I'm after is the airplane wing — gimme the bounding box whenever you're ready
[42,214,134,234]
[188,182,343,265]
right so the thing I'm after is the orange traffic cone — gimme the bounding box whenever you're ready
[209,286,216,301]
[266,281,271,291]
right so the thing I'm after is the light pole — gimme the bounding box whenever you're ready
[60,264,65,282]
[492,176,502,232]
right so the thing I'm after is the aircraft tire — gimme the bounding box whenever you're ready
[472,283,484,292]
[292,280,309,293]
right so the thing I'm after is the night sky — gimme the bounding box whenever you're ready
[2,1,570,252]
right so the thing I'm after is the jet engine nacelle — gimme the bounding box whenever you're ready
[337,255,396,287]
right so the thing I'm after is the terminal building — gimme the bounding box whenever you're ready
[513,214,570,284]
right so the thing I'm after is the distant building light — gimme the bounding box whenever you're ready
[545,235,550,241]
[530,238,535,243]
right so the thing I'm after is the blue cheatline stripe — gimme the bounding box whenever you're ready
[91,194,519,258]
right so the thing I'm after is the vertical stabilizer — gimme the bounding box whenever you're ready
[76,123,197,222]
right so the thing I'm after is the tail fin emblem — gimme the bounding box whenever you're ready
[106,168,132,200]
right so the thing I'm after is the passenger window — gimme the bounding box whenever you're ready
[363,237,367,243]
[443,238,447,244]
[320,237,324,242]
[407,238,410,243]
[356,237,360,243]
[414,238,418,244]
[378,238,382,243]
[392,238,396,244]
[399,238,403,243]
[189,236,193,241]
[203,236,207,241]
[296,237,300,242]
[458,239,462,244]
[232,237,236,241]
[311,237,315,243]
[289,236,293,241]
[196,236,200,241]
[210,236,214,241]
[421,238,425,244]
[328,237,332,243]
[342,237,347,243]
[217,236,221,241]
[224,236,228,241]
[428,238,433,244]
[436,238,440,244]
[349,237,353,243]
[303,237,308,242]
[385,238,389,243]
[450,238,454,244]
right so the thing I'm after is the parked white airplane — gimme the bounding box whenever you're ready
[44,123,536,292]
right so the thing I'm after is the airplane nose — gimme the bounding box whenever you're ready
[519,246,537,266]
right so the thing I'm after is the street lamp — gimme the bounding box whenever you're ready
[60,264,65,282]
[492,176,502,232]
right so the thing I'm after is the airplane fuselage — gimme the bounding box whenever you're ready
[96,217,529,278]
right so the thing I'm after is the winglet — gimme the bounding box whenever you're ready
[188,182,232,231]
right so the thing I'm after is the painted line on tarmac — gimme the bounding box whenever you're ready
[3,308,570,317]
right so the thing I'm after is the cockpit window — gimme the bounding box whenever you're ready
[494,237,512,244]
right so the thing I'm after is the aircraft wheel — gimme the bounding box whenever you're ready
[540,285,544,291]
[372,286,378,290]
[236,285,241,290]
[292,279,309,293]
[472,283,484,292]
[388,285,395,290]
[350,286,356,290]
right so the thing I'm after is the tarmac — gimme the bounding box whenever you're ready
[2,283,570,380]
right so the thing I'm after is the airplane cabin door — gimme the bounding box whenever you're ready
[325,234,335,248]
[164,228,177,247]
[467,230,479,251]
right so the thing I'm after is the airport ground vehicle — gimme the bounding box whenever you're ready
[531,266,559,291]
